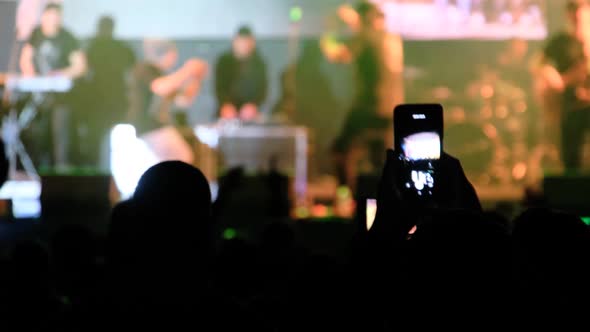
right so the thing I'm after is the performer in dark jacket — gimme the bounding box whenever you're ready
[215,26,268,121]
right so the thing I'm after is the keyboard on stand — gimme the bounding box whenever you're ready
[1,74,73,180]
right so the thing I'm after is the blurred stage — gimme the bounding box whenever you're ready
[0,0,577,227]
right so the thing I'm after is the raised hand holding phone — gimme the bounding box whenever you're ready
[394,104,443,202]
[370,104,481,238]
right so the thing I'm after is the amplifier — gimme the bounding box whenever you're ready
[195,124,308,203]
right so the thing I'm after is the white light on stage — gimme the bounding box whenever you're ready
[110,124,159,200]
[194,125,220,149]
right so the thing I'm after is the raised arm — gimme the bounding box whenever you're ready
[383,34,404,75]
[530,52,565,93]
[319,4,359,64]
[320,34,353,64]
[174,59,209,108]
[150,58,208,100]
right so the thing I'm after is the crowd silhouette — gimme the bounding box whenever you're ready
[0,148,587,330]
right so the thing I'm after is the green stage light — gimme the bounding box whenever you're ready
[290,6,303,23]
[223,228,237,240]
[582,217,590,226]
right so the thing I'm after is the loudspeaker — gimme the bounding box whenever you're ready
[41,175,114,234]
[543,176,590,215]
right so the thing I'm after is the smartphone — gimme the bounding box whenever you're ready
[394,104,444,199]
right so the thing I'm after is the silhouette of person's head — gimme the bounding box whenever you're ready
[97,16,115,39]
[134,160,211,219]
[106,162,214,313]
[132,161,213,265]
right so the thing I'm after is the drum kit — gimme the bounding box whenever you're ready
[423,69,533,186]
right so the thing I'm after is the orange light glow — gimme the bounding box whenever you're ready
[512,162,527,180]
[496,106,509,119]
[312,204,329,218]
[480,85,494,99]
[483,124,498,139]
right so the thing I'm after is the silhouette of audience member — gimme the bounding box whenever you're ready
[214,238,257,300]
[7,241,64,330]
[399,210,512,326]
[279,254,361,332]
[512,208,590,321]
[50,225,99,307]
[370,149,481,246]
[0,139,8,188]
[213,166,291,238]
[256,222,298,299]
[5,142,590,331]
[108,161,212,313]
[48,225,104,331]
[105,161,268,330]
[356,148,495,328]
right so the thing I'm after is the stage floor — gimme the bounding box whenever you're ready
[0,178,524,221]
[474,184,524,203]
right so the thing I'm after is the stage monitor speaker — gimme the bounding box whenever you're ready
[543,176,590,216]
[0,1,17,73]
[41,174,114,234]
[216,125,308,202]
